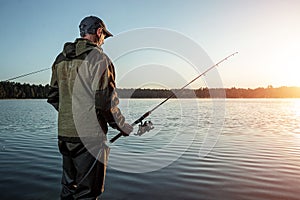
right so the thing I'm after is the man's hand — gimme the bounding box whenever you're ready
[120,123,133,136]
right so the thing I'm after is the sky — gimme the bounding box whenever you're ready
[0,0,299,89]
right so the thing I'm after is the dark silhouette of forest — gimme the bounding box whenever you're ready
[0,82,50,99]
[0,81,299,99]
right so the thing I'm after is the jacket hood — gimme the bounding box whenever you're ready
[62,38,99,58]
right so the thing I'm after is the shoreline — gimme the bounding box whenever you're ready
[1,81,300,99]
[1,97,300,100]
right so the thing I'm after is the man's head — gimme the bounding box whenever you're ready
[79,16,113,46]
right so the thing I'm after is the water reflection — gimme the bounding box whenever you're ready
[1,99,300,200]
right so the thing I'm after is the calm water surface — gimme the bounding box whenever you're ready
[0,99,300,200]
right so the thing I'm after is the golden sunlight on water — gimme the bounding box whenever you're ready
[295,99,300,117]
[293,99,300,135]
[1,99,300,200]
[294,99,300,134]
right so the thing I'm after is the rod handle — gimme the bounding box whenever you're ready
[110,132,123,143]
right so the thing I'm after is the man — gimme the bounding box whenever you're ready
[47,16,133,199]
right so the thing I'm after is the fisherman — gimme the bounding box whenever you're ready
[47,16,133,199]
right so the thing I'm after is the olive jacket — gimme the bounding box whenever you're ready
[47,38,126,142]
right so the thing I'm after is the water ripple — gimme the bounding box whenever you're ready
[1,99,300,200]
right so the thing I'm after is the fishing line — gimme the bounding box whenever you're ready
[3,52,238,185]
[69,52,238,186]
[4,67,51,82]
[110,52,238,143]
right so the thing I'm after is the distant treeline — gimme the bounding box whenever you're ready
[0,81,300,99]
[0,82,50,99]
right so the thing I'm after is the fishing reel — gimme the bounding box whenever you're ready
[135,120,154,136]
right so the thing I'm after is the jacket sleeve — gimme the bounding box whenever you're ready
[47,62,59,111]
[93,55,126,131]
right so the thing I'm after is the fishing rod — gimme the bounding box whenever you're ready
[110,52,238,143]
[4,67,51,82]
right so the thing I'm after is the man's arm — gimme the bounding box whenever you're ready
[94,67,125,131]
[47,63,59,111]
[93,55,131,134]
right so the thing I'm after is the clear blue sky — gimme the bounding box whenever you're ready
[0,0,299,88]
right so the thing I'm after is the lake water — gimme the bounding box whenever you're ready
[0,99,300,200]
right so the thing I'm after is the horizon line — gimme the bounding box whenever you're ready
[1,81,300,90]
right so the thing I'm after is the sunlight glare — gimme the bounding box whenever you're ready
[295,99,300,117]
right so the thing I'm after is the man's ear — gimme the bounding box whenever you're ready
[96,28,103,37]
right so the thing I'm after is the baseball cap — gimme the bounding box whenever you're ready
[79,16,113,38]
